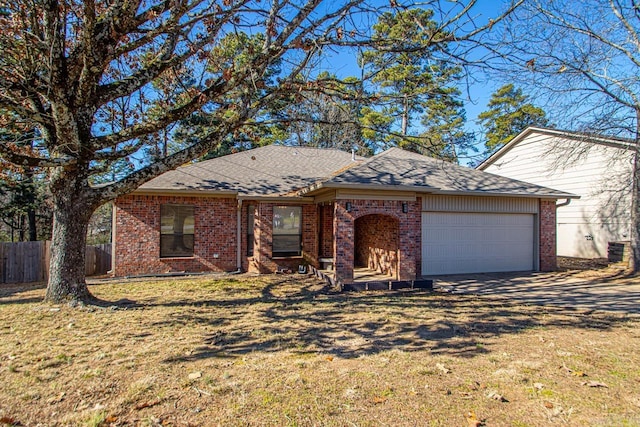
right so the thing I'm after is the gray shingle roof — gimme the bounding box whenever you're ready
[138,145,361,196]
[137,145,576,199]
[300,147,576,199]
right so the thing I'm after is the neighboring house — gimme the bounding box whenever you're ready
[477,127,634,259]
[113,145,574,284]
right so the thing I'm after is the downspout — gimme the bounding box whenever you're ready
[236,199,243,272]
[556,198,572,208]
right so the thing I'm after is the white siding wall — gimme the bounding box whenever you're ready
[482,132,633,258]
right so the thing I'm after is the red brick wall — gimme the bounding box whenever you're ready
[248,202,319,273]
[539,199,557,271]
[355,215,399,278]
[334,199,421,284]
[114,195,237,276]
[319,204,334,259]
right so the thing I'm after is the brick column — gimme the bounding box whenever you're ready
[252,203,275,273]
[301,204,319,267]
[539,199,557,271]
[398,199,420,280]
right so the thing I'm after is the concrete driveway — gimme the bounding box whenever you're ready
[430,270,640,315]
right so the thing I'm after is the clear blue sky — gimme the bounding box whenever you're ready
[312,0,517,164]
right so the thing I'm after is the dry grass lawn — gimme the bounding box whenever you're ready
[1,272,639,426]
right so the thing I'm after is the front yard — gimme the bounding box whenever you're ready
[1,273,639,426]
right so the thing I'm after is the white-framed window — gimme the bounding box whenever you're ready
[273,206,302,257]
[160,204,194,258]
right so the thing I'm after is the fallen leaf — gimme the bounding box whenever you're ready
[325,356,334,362]
[487,390,508,402]
[135,400,161,410]
[435,363,450,374]
[544,401,554,409]
[0,416,21,426]
[373,396,386,404]
[582,380,608,388]
[47,392,66,404]
[465,410,481,427]
[571,371,587,377]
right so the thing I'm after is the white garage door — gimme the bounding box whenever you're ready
[422,212,535,275]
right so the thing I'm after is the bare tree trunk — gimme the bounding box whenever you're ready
[629,129,640,274]
[401,94,409,136]
[18,214,25,242]
[28,210,37,241]
[25,168,37,241]
[45,184,95,303]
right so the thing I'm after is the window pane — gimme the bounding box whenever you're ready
[160,205,194,258]
[273,206,301,256]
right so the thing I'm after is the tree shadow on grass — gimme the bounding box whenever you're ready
[153,275,635,363]
[0,282,46,299]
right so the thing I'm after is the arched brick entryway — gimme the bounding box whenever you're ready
[333,199,420,285]
[354,214,399,279]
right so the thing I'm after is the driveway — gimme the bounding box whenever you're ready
[430,269,640,315]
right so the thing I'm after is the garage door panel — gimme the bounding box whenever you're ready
[422,212,534,275]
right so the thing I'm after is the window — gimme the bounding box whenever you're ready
[273,206,302,257]
[247,205,255,256]
[160,205,194,258]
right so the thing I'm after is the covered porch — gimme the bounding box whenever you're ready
[313,196,422,287]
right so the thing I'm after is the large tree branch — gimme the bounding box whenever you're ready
[0,143,73,168]
[536,1,640,69]
[89,78,230,149]
[94,104,253,202]
[92,2,250,107]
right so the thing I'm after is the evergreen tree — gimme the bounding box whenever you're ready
[419,86,474,161]
[361,9,468,160]
[478,84,548,153]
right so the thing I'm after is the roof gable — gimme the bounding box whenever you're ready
[301,147,574,199]
[477,126,635,171]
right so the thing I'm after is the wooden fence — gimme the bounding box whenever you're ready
[0,241,112,284]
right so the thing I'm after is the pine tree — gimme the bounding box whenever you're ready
[478,84,548,153]
[361,9,468,159]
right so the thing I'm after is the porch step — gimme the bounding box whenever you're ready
[319,257,334,270]
[342,279,433,292]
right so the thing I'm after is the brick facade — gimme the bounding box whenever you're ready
[115,196,321,277]
[333,198,421,284]
[114,195,237,276]
[247,202,319,274]
[114,193,555,279]
[539,199,557,271]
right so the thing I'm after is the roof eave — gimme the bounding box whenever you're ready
[299,182,578,200]
[299,182,440,196]
[238,194,316,203]
[131,188,238,197]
